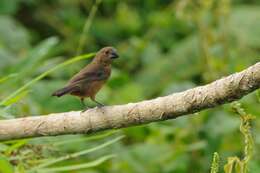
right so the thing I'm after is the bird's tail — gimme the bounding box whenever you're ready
[52,85,76,97]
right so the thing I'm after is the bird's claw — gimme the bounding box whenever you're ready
[97,103,105,108]
[81,107,89,113]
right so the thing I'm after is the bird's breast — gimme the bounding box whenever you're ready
[86,80,106,97]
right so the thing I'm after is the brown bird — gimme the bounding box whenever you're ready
[52,47,119,109]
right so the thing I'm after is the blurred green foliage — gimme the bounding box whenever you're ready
[0,0,259,172]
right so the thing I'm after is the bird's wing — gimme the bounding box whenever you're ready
[68,67,108,85]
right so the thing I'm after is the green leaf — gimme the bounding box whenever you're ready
[0,143,9,152]
[52,131,116,146]
[5,139,28,155]
[235,160,243,173]
[0,52,95,106]
[0,155,14,173]
[224,157,239,173]
[11,37,59,78]
[28,136,124,171]
[224,157,234,173]
[2,90,28,106]
[37,154,115,172]
[256,90,260,103]
[0,74,17,84]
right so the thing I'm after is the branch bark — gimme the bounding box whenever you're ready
[0,62,260,141]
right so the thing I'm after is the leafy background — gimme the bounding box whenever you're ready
[0,0,259,172]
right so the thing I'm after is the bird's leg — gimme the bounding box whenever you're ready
[91,97,105,108]
[80,98,85,107]
[80,98,88,112]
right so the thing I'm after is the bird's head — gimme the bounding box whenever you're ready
[94,46,119,65]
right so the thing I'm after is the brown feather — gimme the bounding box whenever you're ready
[52,46,118,107]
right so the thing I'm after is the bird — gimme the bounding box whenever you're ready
[52,46,119,109]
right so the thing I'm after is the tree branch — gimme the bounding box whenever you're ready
[0,62,259,141]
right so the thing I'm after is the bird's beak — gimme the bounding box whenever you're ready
[111,52,119,59]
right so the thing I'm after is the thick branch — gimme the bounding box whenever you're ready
[0,62,260,141]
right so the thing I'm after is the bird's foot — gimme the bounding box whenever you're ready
[81,106,89,113]
[91,98,105,108]
[97,103,105,108]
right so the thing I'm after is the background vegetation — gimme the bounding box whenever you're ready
[0,0,259,172]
